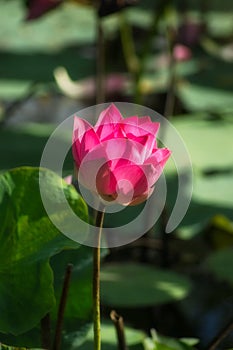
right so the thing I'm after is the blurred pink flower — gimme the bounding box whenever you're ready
[26,0,61,20]
[72,104,171,206]
[63,175,73,185]
[173,44,192,62]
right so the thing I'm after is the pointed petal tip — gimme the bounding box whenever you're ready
[73,116,94,141]
[95,103,123,127]
[73,115,92,128]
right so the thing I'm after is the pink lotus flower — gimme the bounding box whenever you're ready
[72,104,171,206]
[173,44,192,62]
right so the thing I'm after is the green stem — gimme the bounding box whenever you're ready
[93,207,105,350]
[53,264,73,350]
[206,319,233,350]
[41,313,51,350]
[159,15,177,268]
[134,0,171,104]
[110,310,128,350]
[119,12,139,77]
[96,14,105,104]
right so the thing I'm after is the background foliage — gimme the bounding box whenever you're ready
[0,0,232,349]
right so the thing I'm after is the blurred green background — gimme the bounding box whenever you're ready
[0,0,233,349]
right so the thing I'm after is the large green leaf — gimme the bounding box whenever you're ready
[143,331,198,350]
[167,116,233,171]
[177,84,233,113]
[193,173,233,208]
[205,12,233,38]
[0,167,88,335]
[50,247,94,349]
[176,53,233,110]
[100,263,191,307]
[0,344,43,350]
[77,322,145,350]
[164,115,233,238]
[0,248,95,348]
[165,172,233,240]
[0,1,95,52]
